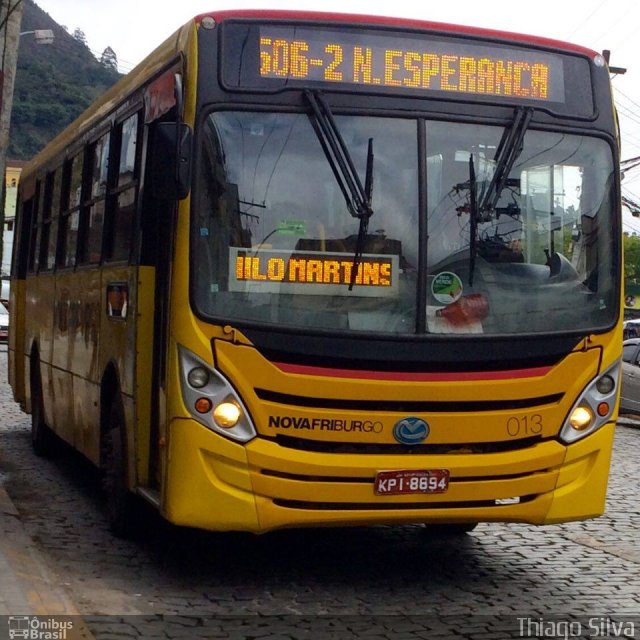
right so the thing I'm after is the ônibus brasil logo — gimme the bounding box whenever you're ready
[8,616,74,640]
[393,417,429,445]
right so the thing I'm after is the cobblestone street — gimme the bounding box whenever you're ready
[1,348,639,638]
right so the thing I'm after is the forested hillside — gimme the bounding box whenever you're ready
[8,0,122,160]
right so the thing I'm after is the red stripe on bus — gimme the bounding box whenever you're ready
[197,10,598,58]
[273,363,553,381]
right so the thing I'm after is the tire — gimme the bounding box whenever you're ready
[423,523,479,535]
[103,402,138,538]
[30,360,57,457]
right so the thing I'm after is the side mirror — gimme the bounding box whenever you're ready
[149,122,192,200]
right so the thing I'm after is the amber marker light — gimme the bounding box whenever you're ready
[195,398,213,414]
[597,402,610,417]
[568,406,593,430]
[213,402,241,428]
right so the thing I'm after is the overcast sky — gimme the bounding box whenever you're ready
[32,0,640,233]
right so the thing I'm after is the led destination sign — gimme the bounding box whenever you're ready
[229,248,398,297]
[258,26,565,102]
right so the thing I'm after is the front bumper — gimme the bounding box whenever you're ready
[162,419,615,532]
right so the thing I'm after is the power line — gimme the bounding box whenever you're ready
[614,86,640,112]
[622,195,640,216]
[86,46,135,73]
[568,0,611,37]
[618,125,640,147]
[596,16,640,52]
[589,3,638,51]
[616,104,640,128]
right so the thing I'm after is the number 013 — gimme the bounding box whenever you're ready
[506,414,543,437]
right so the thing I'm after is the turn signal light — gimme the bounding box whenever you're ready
[195,397,212,414]
[597,402,610,417]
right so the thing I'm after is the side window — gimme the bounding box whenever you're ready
[16,197,34,278]
[58,153,84,268]
[78,133,110,265]
[623,344,637,364]
[44,170,62,270]
[37,175,59,272]
[27,182,42,273]
[105,112,140,262]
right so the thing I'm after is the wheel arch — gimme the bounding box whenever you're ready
[100,360,123,467]
[27,339,41,414]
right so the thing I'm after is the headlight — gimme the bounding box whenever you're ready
[178,346,256,443]
[213,401,241,428]
[187,367,210,389]
[568,406,593,430]
[559,362,620,444]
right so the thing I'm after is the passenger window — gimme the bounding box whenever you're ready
[27,182,43,273]
[118,114,138,186]
[105,112,140,263]
[78,133,110,265]
[91,135,110,198]
[39,171,62,272]
[58,153,84,268]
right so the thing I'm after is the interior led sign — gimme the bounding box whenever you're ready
[229,248,399,297]
[256,26,565,102]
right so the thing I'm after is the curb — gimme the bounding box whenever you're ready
[0,486,95,638]
[617,415,640,428]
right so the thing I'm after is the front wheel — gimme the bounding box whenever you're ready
[30,361,57,457]
[103,402,138,537]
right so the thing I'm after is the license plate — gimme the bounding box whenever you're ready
[374,469,450,495]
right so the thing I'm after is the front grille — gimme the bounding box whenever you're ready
[260,468,538,483]
[273,495,537,511]
[262,434,544,455]
[255,389,564,412]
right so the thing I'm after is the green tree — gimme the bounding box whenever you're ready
[7,0,122,160]
[625,234,640,283]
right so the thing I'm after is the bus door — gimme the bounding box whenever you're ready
[137,70,183,491]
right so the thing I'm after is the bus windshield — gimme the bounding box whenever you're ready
[193,110,616,336]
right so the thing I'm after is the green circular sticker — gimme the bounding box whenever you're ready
[432,272,463,304]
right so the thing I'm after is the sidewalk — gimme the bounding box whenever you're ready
[0,486,95,638]
[0,345,94,638]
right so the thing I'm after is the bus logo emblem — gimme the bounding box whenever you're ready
[393,417,429,445]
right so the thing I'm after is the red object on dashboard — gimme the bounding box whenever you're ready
[436,293,490,326]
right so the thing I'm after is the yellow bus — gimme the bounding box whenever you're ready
[9,10,622,536]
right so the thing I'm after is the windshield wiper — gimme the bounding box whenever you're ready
[478,106,534,221]
[468,153,479,286]
[304,90,374,290]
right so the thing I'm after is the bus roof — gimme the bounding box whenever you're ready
[21,9,599,187]
[196,9,599,58]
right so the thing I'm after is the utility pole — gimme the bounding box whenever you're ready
[0,0,24,278]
